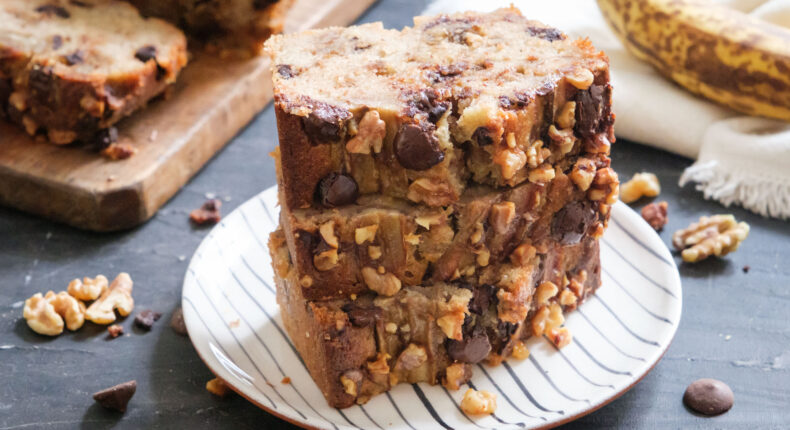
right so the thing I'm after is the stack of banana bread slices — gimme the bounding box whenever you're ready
[265,7,618,408]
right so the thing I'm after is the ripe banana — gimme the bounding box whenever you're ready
[597,0,790,121]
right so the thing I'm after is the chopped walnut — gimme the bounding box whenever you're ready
[528,163,556,184]
[509,242,536,266]
[23,292,72,336]
[361,267,401,296]
[443,363,471,390]
[588,167,619,205]
[672,215,750,263]
[385,322,398,334]
[546,303,565,332]
[415,212,444,230]
[531,306,549,336]
[620,172,660,203]
[190,199,222,225]
[547,327,572,348]
[547,126,575,157]
[67,275,108,301]
[493,147,527,180]
[205,378,230,397]
[570,157,596,191]
[368,245,382,260]
[584,134,611,154]
[559,289,578,307]
[437,311,465,340]
[461,388,497,415]
[511,340,530,360]
[48,291,86,331]
[407,178,456,206]
[567,68,594,90]
[536,281,559,305]
[505,132,517,149]
[367,353,390,375]
[319,221,339,249]
[355,225,378,245]
[85,273,135,325]
[469,221,485,244]
[475,248,490,267]
[489,201,516,235]
[404,233,421,245]
[107,324,124,338]
[299,275,313,288]
[346,110,386,154]
[556,101,577,129]
[101,143,137,160]
[394,343,427,372]
[641,201,668,231]
[340,370,363,397]
[313,248,339,271]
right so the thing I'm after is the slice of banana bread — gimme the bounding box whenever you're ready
[275,148,616,302]
[127,0,293,54]
[270,228,600,408]
[265,7,613,210]
[0,0,188,144]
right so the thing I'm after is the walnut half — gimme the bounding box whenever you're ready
[85,273,135,325]
[672,215,750,263]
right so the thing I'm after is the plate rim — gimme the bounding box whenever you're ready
[183,188,683,430]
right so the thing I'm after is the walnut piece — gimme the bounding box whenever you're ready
[489,201,516,235]
[588,167,619,205]
[567,68,594,90]
[511,340,530,360]
[527,163,555,184]
[536,281,558,305]
[319,221,339,249]
[48,291,86,331]
[346,110,386,154]
[493,147,527,180]
[101,143,137,160]
[620,172,660,203]
[443,363,471,390]
[313,248,339,271]
[206,378,230,397]
[394,343,427,372]
[361,267,401,296]
[641,201,668,231]
[340,370,363,397]
[672,215,750,263]
[355,225,378,245]
[437,312,465,340]
[67,275,108,301]
[460,388,497,415]
[23,293,64,336]
[367,353,391,375]
[559,289,578,307]
[570,157,596,191]
[85,273,135,325]
[547,327,572,349]
[556,101,577,130]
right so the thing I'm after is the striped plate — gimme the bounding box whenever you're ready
[182,186,682,430]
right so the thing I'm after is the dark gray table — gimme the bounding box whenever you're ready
[2,1,789,428]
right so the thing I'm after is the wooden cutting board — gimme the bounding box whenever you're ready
[0,0,376,232]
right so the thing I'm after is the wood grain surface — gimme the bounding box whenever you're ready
[0,0,376,232]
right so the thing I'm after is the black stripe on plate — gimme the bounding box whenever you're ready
[182,296,277,410]
[502,362,564,415]
[412,384,455,430]
[589,295,661,346]
[610,216,673,266]
[602,267,673,324]
[258,196,278,224]
[439,386,498,430]
[601,239,678,298]
[528,356,591,404]
[475,364,545,421]
[385,392,418,430]
[466,381,526,428]
[191,274,317,422]
[358,404,384,430]
[574,309,646,362]
[550,345,616,389]
[570,337,633,376]
[239,208,272,259]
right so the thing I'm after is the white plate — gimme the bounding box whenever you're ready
[182,186,682,430]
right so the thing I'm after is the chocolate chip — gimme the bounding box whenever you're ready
[302,103,350,143]
[170,307,188,336]
[92,127,118,150]
[472,127,493,146]
[394,123,444,171]
[277,64,295,79]
[296,229,319,252]
[316,173,358,207]
[575,84,608,138]
[52,35,63,50]
[35,4,70,18]
[408,90,448,123]
[69,0,90,7]
[134,310,162,330]
[64,50,84,66]
[93,380,136,412]
[447,327,491,363]
[29,65,53,97]
[107,324,123,338]
[468,284,497,315]
[683,379,734,416]
[527,26,565,42]
[552,201,597,245]
[134,45,157,63]
[252,0,275,10]
[341,304,381,327]
[742,265,750,274]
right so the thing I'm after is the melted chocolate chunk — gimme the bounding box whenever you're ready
[315,173,359,207]
[29,65,53,99]
[683,379,734,416]
[253,0,276,10]
[35,4,70,18]
[134,45,157,63]
[134,310,162,331]
[552,201,597,245]
[302,103,350,143]
[92,127,118,150]
[575,84,608,138]
[468,284,497,315]
[447,325,491,363]
[341,304,381,328]
[276,64,295,79]
[472,127,493,146]
[394,123,444,171]
[93,380,137,412]
[52,35,63,50]
[527,26,565,42]
[64,50,84,66]
[407,90,448,123]
[296,229,319,253]
[69,0,90,7]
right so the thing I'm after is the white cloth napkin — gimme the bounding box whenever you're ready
[423,0,790,219]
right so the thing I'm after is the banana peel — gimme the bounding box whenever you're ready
[597,0,790,121]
